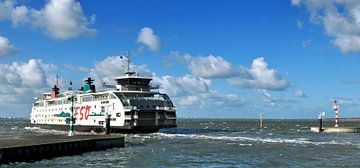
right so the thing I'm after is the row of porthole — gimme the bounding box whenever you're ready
[34,117,103,123]
[34,119,59,123]
[33,115,56,118]
[34,107,69,113]
[34,104,102,113]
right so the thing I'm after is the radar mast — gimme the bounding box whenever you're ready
[123,51,135,76]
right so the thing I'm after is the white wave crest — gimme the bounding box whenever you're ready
[24,126,103,135]
[153,133,355,146]
[25,127,69,135]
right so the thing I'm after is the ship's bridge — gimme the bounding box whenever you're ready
[114,74,152,92]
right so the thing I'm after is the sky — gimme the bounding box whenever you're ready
[1,0,360,119]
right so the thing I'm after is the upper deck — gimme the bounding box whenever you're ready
[114,74,153,92]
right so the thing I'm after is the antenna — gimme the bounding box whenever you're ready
[56,75,60,87]
[121,51,135,76]
[127,51,131,73]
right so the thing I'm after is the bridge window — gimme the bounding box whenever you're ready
[82,96,93,102]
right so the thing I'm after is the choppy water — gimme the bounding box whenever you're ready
[1,118,360,167]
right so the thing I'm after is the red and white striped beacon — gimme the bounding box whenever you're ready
[333,100,339,127]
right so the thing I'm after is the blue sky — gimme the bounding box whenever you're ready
[1,0,360,119]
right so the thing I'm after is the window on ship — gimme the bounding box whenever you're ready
[82,96,93,102]
[113,92,157,106]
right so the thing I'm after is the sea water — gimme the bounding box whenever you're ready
[1,118,360,167]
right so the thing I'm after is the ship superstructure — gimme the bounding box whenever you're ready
[30,55,176,133]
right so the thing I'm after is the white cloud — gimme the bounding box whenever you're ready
[295,0,360,53]
[152,75,211,97]
[296,19,303,29]
[331,35,360,53]
[137,27,161,51]
[294,90,306,97]
[255,89,297,108]
[227,57,290,90]
[0,59,56,99]
[302,39,312,48]
[0,0,96,40]
[164,52,289,90]
[188,55,233,78]
[168,52,250,79]
[0,58,59,117]
[15,59,48,88]
[11,5,29,26]
[0,35,17,58]
[179,95,199,106]
[291,0,301,6]
[256,89,271,98]
[90,56,151,84]
[152,74,244,111]
[31,0,96,40]
[0,1,32,26]
[64,63,89,73]
[162,51,192,67]
[0,0,13,20]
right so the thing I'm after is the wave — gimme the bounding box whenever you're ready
[25,126,68,135]
[153,132,356,146]
[24,126,99,135]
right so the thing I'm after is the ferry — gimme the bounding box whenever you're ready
[30,55,177,133]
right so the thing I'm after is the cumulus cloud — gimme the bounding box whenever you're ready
[162,51,192,67]
[167,52,250,79]
[294,0,360,53]
[137,27,161,51]
[227,57,290,90]
[31,0,96,40]
[188,55,233,78]
[152,75,211,97]
[0,0,96,40]
[256,89,297,107]
[294,90,306,97]
[0,0,13,20]
[0,58,60,117]
[153,74,243,109]
[89,56,151,84]
[0,35,17,58]
[163,52,289,90]
[291,0,301,6]
[0,59,57,103]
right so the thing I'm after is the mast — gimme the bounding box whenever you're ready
[56,75,60,87]
[127,51,131,73]
[123,51,135,76]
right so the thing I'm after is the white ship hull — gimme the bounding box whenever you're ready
[31,55,177,133]
[30,91,177,133]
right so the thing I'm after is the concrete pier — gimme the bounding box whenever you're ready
[0,135,124,164]
[310,126,360,133]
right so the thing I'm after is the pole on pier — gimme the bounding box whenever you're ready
[105,105,111,134]
[334,100,339,128]
[259,112,263,128]
[105,115,111,134]
[318,112,325,132]
[68,90,75,136]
